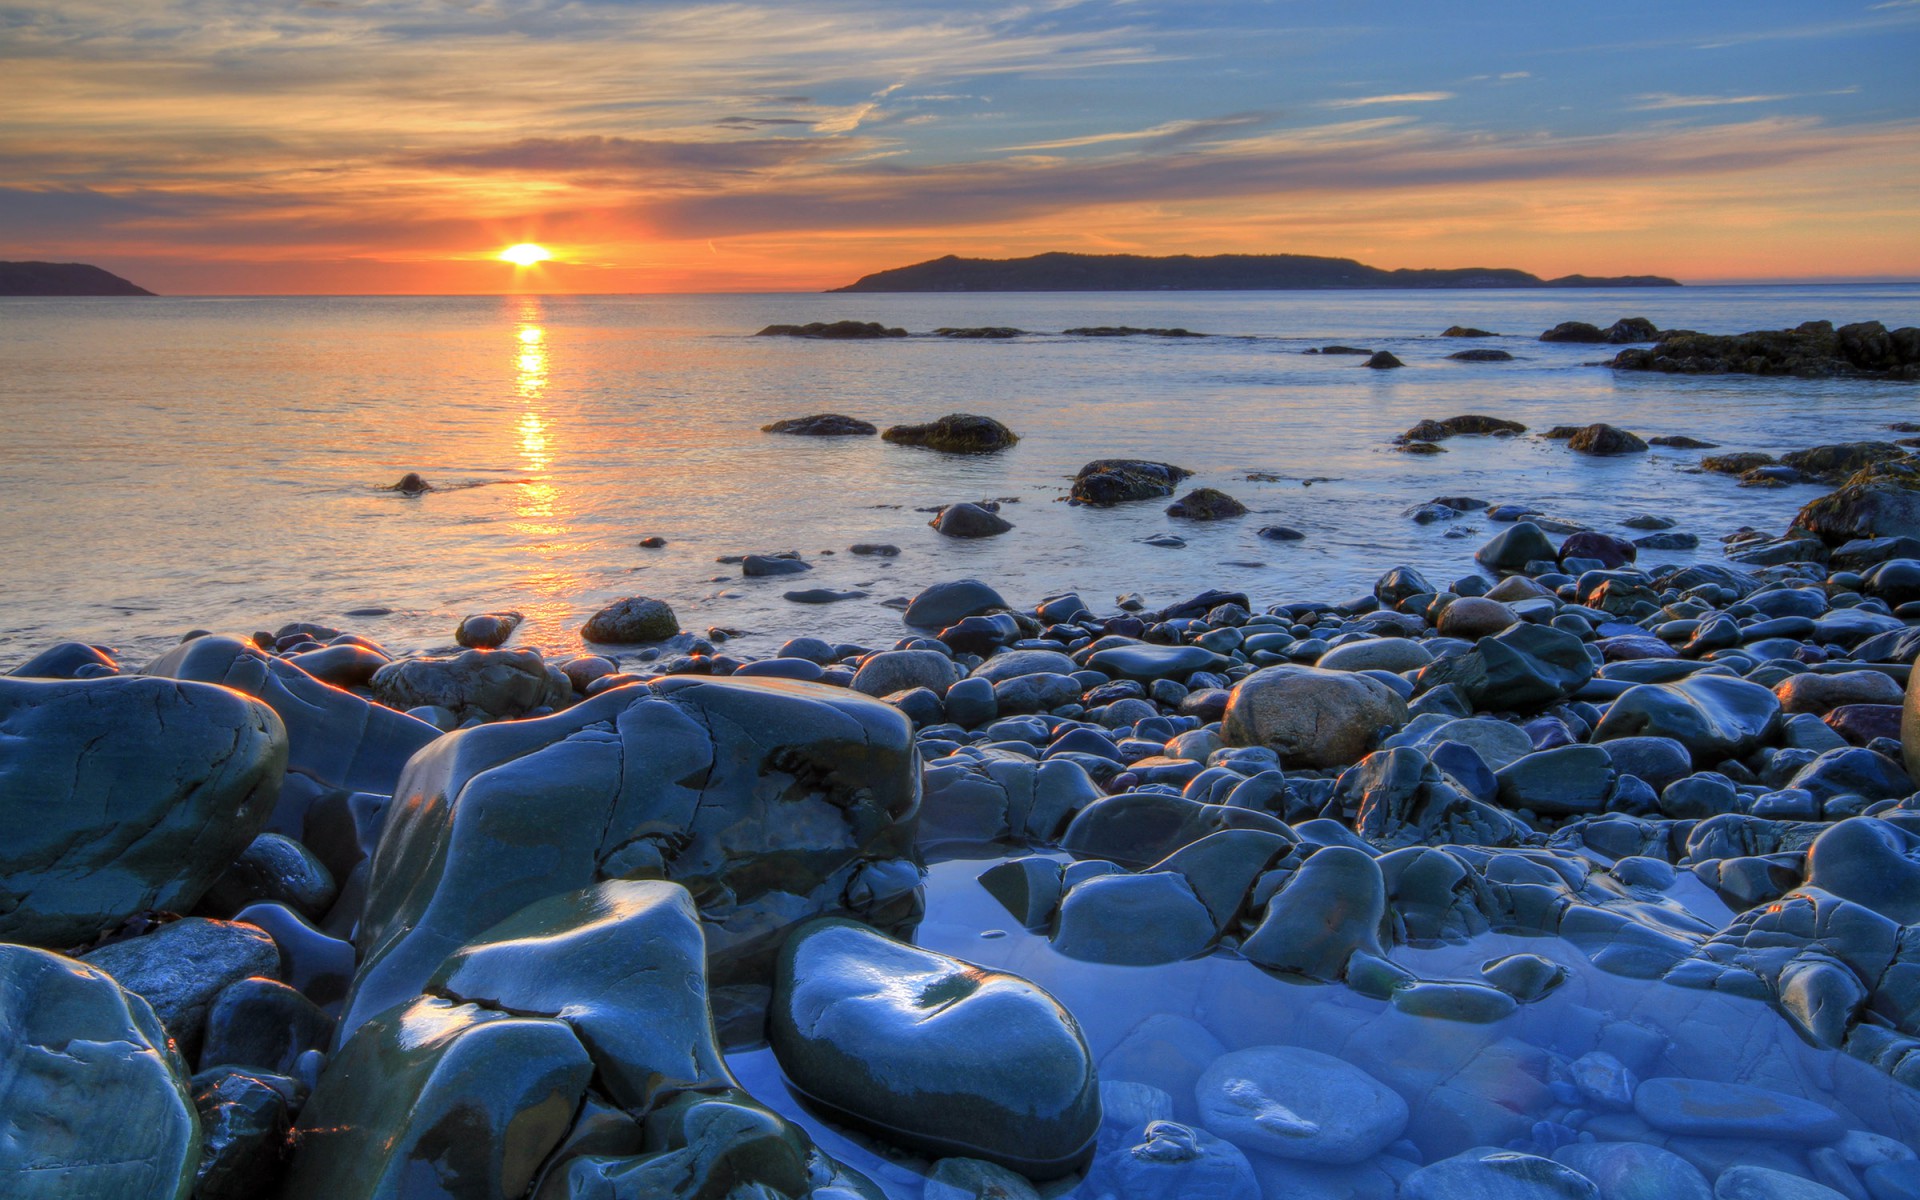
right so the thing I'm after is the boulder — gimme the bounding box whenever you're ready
[883,413,1019,453]
[1476,522,1559,574]
[1070,459,1193,506]
[756,320,905,338]
[1566,424,1648,455]
[770,919,1100,1178]
[852,648,959,696]
[579,595,679,643]
[1541,321,1608,343]
[1222,664,1409,769]
[1240,845,1386,978]
[369,648,571,722]
[454,610,521,649]
[760,413,878,436]
[1402,415,1526,441]
[1797,457,1920,546]
[143,635,434,796]
[1592,674,1782,766]
[1414,623,1594,710]
[83,917,280,1060]
[281,996,593,1200]
[1051,872,1216,965]
[905,579,1009,628]
[0,944,200,1200]
[1166,488,1248,520]
[340,676,921,1042]
[932,502,1014,538]
[427,880,730,1112]
[0,675,286,947]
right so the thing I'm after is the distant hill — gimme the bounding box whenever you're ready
[831,252,1680,293]
[0,261,153,296]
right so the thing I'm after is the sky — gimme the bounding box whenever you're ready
[3,0,1918,293]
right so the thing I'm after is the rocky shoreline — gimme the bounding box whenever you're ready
[7,330,1920,1197]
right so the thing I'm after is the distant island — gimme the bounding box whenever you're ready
[0,261,154,296]
[831,252,1680,293]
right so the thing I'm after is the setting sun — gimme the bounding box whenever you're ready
[499,243,551,267]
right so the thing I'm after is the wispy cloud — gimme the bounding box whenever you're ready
[1630,86,1860,111]
[1001,112,1270,151]
[1320,91,1454,109]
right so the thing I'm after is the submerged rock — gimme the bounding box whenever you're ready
[770,918,1100,1178]
[761,413,878,436]
[1166,488,1248,520]
[1566,423,1649,455]
[1193,1046,1407,1164]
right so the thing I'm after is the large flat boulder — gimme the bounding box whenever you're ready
[0,675,286,947]
[340,675,921,1041]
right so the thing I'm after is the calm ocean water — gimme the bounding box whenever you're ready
[2,285,1916,665]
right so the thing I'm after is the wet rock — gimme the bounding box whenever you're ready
[1061,792,1287,869]
[84,917,280,1060]
[1053,871,1216,964]
[1347,746,1531,848]
[1567,424,1649,455]
[1612,319,1920,380]
[0,675,286,947]
[0,944,199,1199]
[1803,816,1920,922]
[200,976,332,1075]
[1403,415,1527,440]
[1240,845,1385,978]
[1592,674,1782,766]
[1223,664,1409,768]
[771,919,1100,1178]
[1450,348,1515,361]
[1796,458,1920,545]
[282,996,593,1200]
[883,413,1020,453]
[370,647,571,722]
[428,880,729,1112]
[1495,745,1615,817]
[761,413,879,435]
[191,1067,294,1200]
[1713,1165,1851,1199]
[1089,643,1232,682]
[1415,622,1594,710]
[1778,670,1904,715]
[757,320,906,338]
[1443,325,1498,337]
[1560,530,1637,568]
[742,553,811,576]
[1365,351,1404,369]
[853,648,960,696]
[7,641,118,679]
[1167,488,1249,520]
[1071,459,1193,506]
[455,610,522,649]
[1477,522,1559,573]
[1194,1046,1407,1164]
[579,595,679,643]
[934,502,1015,538]
[1438,597,1520,639]
[906,579,1009,628]
[341,676,920,1042]
[1541,321,1609,343]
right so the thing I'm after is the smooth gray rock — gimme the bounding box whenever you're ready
[143,635,436,796]
[369,647,571,723]
[0,675,287,947]
[428,880,729,1113]
[1240,845,1385,979]
[1193,1046,1406,1164]
[341,676,921,1043]
[84,917,280,1061]
[1496,745,1616,817]
[770,918,1100,1178]
[905,579,1010,628]
[853,649,959,696]
[1089,644,1233,683]
[1414,623,1594,710]
[200,833,337,920]
[282,996,592,1200]
[1593,675,1783,766]
[1804,816,1920,922]
[933,502,1015,538]
[1052,872,1216,965]
[1222,664,1409,768]
[0,943,199,1200]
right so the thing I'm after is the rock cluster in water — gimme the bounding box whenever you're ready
[1613,320,1920,380]
[8,444,1920,1197]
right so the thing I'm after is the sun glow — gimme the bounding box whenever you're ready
[500,243,552,267]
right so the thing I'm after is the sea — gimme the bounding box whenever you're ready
[2,285,1915,665]
[7,284,1920,1192]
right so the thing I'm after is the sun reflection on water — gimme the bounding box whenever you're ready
[503,300,584,646]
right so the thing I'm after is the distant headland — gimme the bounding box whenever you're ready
[0,261,154,296]
[830,252,1680,293]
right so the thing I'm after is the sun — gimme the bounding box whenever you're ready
[500,243,552,267]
